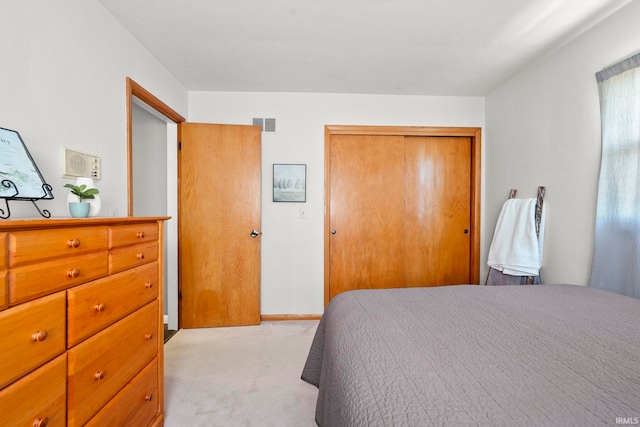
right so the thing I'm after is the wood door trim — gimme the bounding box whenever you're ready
[125,78,185,330]
[324,126,333,306]
[260,314,322,321]
[125,77,185,216]
[325,125,481,137]
[324,125,482,307]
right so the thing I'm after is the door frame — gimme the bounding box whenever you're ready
[324,125,482,306]
[126,77,185,328]
[126,78,185,215]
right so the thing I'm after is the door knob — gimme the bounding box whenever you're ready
[250,229,261,238]
[331,230,337,235]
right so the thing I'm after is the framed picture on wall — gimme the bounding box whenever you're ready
[273,164,306,202]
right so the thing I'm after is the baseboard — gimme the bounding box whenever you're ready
[261,314,322,321]
[162,314,320,324]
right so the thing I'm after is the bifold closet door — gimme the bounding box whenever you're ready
[403,136,471,287]
[329,135,405,299]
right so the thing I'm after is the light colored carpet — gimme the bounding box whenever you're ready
[164,321,320,427]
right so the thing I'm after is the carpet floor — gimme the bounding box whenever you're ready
[164,321,320,427]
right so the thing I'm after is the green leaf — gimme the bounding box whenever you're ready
[64,183,99,200]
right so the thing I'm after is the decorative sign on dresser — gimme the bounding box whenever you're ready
[0,217,168,427]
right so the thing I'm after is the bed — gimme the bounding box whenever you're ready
[301,285,640,426]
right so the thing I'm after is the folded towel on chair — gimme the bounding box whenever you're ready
[487,198,545,276]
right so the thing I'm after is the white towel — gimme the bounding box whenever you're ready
[487,198,545,276]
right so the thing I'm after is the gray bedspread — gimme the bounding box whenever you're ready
[301,285,640,426]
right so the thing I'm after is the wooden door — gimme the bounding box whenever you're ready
[325,126,481,305]
[329,135,405,299]
[403,136,471,286]
[179,123,261,328]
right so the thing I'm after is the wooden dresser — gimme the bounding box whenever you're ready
[0,217,167,427]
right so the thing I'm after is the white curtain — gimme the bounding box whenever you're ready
[590,53,640,298]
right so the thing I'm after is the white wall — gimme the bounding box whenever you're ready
[0,0,187,217]
[132,104,168,217]
[189,92,484,314]
[485,1,640,285]
[13,0,633,314]
[131,103,172,321]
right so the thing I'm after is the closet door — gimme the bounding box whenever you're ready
[329,135,404,299]
[325,126,481,305]
[403,136,471,286]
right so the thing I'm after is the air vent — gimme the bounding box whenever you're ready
[264,118,276,132]
[251,117,276,133]
[252,117,263,130]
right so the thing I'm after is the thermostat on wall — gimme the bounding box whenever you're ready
[62,147,101,180]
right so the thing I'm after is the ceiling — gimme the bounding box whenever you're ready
[98,0,630,96]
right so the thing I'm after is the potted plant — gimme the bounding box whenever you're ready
[65,183,99,218]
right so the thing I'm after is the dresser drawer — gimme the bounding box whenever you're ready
[109,242,158,274]
[0,291,66,389]
[0,271,6,311]
[67,262,159,347]
[0,353,67,427]
[8,227,108,267]
[67,301,158,427]
[109,223,159,248]
[86,358,159,427]
[0,232,6,269]
[1,232,7,311]
[9,251,108,305]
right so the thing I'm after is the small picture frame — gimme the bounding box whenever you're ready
[273,164,306,202]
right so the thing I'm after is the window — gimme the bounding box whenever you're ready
[590,52,640,298]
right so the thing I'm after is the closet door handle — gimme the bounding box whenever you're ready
[250,229,261,238]
[331,230,337,235]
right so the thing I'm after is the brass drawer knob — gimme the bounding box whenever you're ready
[137,231,145,238]
[136,253,145,260]
[94,303,106,312]
[31,330,48,342]
[33,417,49,427]
[95,370,105,380]
[144,394,153,402]
[145,282,153,289]
[67,239,81,248]
[144,333,153,340]
[67,268,81,278]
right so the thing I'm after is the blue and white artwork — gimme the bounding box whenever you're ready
[0,127,51,199]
